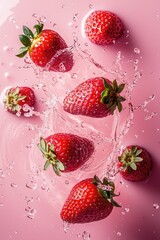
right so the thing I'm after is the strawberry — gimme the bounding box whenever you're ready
[4,86,35,115]
[16,21,73,72]
[85,10,123,45]
[38,133,94,175]
[60,175,120,223]
[63,77,125,118]
[118,145,152,181]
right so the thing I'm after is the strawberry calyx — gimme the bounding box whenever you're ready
[92,175,121,207]
[118,146,143,171]
[16,21,44,58]
[100,78,126,114]
[38,137,65,176]
[4,87,26,113]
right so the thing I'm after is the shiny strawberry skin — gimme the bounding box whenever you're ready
[4,87,35,114]
[118,145,152,181]
[60,178,114,223]
[44,133,94,172]
[85,10,123,45]
[63,77,112,118]
[29,29,73,72]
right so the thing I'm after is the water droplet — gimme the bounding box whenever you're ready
[10,17,16,24]
[73,13,78,22]
[153,203,159,209]
[0,170,4,179]
[71,73,77,79]
[32,13,37,18]
[39,16,46,23]
[125,208,130,213]
[134,48,140,54]
[63,221,70,233]
[11,183,18,188]
[145,112,157,120]
[27,208,37,219]
[0,203,3,207]
[4,72,10,78]
[89,4,93,8]
[82,231,91,240]
[26,181,37,190]
[53,23,57,28]
[65,180,69,185]
[117,232,122,236]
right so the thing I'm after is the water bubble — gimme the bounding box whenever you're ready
[11,183,18,188]
[39,16,46,23]
[153,203,159,209]
[26,208,37,219]
[0,203,3,207]
[26,181,37,190]
[53,23,57,28]
[32,13,37,18]
[0,170,4,179]
[125,208,130,213]
[89,4,93,9]
[82,231,91,240]
[134,48,140,54]
[65,180,69,185]
[63,221,70,233]
[117,232,122,237]
[10,17,16,24]
[71,73,77,79]
[73,13,78,22]
[4,72,10,78]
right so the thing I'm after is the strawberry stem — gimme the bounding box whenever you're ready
[93,175,121,207]
[100,78,126,114]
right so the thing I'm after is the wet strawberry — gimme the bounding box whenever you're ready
[118,145,152,181]
[38,133,94,175]
[16,21,73,72]
[63,77,126,118]
[60,175,120,223]
[4,86,35,115]
[85,10,123,45]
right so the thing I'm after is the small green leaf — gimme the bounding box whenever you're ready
[33,22,44,37]
[112,79,118,91]
[111,198,121,207]
[117,101,122,112]
[135,149,142,156]
[131,146,137,154]
[52,165,61,176]
[19,35,31,47]
[118,96,126,102]
[117,83,125,93]
[130,162,137,170]
[23,26,34,39]
[56,161,65,171]
[102,78,112,90]
[44,160,50,170]
[135,157,143,162]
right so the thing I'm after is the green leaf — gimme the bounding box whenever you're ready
[52,165,61,176]
[33,22,44,37]
[23,26,34,39]
[131,146,137,154]
[111,198,121,207]
[19,35,31,47]
[130,162,137,170]
[135,157,143,162]
[102,78,112,90]
[117,83,125,93]
[112,79,118,91]
[56,161,65,171]
[44,160,50,170]
[135,149,142,156]
[16,46,28,58]
[117,101,122,112]
[118,96,126,102]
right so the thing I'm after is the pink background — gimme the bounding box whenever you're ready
[0,0,160,240]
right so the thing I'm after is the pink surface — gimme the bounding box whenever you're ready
[0,0,160,240]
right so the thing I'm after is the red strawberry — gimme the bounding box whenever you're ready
[63,77,125,118]
[85,10,123,45]
[4,86,35,115]
[38,133,94,175]
[118,145,152,181]
[60,175,120,223]
[16,21,74,72]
